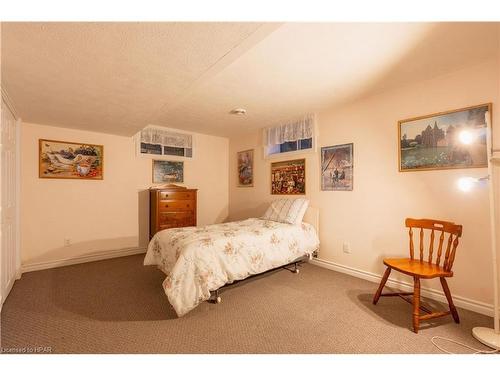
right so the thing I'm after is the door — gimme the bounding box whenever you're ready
[1,97,19,306]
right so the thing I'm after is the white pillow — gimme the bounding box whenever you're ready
[262,198,309,225]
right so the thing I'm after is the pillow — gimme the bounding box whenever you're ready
[262,198,309,225]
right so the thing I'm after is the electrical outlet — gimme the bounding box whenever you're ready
[342,242,351,254]
[64,238,71,247]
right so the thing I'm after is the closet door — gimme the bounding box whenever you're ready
[0,97,19,306]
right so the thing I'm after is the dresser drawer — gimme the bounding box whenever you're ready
[159,191,195,201]
[159,223,192,231]
[158,223,178,231]
[158,200,194,212]
[158,211,195,228]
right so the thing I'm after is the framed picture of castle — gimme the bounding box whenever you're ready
[398,103,491,172]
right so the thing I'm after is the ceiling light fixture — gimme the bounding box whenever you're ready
[230,108,247,115]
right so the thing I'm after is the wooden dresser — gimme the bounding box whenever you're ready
[149,184,197,238]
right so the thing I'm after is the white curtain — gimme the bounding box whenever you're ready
[265,114,315,146]
[140,127,192,148]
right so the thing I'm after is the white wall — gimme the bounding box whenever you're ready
[21,122,229,267]
[228,58,500,309]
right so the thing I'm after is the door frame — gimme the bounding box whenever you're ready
[15,116,21,279]
[0,89,22,312]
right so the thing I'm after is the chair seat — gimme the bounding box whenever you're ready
[383,258,453,279]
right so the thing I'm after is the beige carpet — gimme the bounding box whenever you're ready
[0,254,494,354]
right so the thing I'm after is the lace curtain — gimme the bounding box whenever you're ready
[265,114,315,146]
[140,127,192,148]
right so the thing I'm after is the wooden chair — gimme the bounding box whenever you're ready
[372,218,463,333]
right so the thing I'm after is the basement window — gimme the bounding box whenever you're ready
[139,127,193,158]
[264,114,315,157]
[267,138,313,155]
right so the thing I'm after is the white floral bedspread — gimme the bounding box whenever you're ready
[143,218,320,317]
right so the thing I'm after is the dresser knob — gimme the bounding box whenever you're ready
[165,205,169,208]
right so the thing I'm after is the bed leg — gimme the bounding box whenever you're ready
[210,289,222,304]
[284,261,302,274]
[215,289,222,303]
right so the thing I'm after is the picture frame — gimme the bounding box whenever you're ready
[398,103,491,172]
[152,160,184,184]
[237,149,254,187]
[39,139,104,180]
[270,158,306,195]
[321,143,353,191]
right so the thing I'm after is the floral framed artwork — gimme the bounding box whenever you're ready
[237,149,254,187]
[398,103,491,172]
[321,143,353,191]
[152,160,184,184]
[39,139,103,179]
[271,158,306,195]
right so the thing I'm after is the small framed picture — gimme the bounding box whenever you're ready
[271,158,306,195]
[237,149,254,187]
[39,139,104,180]
[152,160,184,184]
[398,103,491,172]
[321,143,353,191]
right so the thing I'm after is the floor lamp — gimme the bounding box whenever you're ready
[462,110,500,350]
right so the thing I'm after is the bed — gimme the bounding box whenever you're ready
[143,205,320,317]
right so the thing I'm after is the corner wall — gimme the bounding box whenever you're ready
[228,58,500,311]
[21,123,229,269]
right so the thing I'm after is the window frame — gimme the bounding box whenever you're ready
[135,125,196,161]
[263,120,318,160]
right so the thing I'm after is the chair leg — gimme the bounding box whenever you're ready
[413,276,420,333]
[373,267,391,305]
[440,277,460,324]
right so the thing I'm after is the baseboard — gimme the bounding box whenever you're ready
[21,247,147,274]
[309,258,496,318]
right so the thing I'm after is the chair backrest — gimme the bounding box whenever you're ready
[405,218,463,272]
